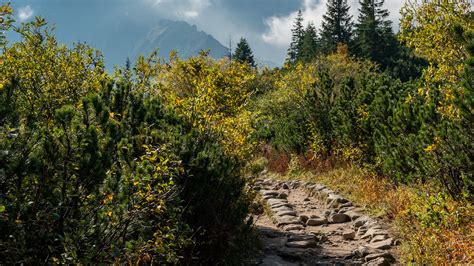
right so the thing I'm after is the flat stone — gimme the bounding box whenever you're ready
[262,190,279,197]
[272,206,293,213]
[354,216,371,227]
[267,198,287,206]
[370,234,389,243]
[307,218,327,226]
[361,228,389,240]
[352,246,379,258]
[344,210,362,220]
[341,202,353,207]
[367,238,393,250]
[285,240,318,249]
[277,216,301,226]
[276,210,297,217]
[271,203,292,209]
[364,257,391,266]
[327,193,349,204]
[365,252,395,263]
[290,181,301,189]
[342,230,356,240]
[328,213,351,223]
[278,192,288,199]
[283,224,305,231]
[287,234,315,243]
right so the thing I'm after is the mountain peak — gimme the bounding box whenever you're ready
[133,20,229,60]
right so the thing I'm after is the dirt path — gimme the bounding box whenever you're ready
[251,175,398,265]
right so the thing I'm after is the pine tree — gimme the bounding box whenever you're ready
[233,37,256,67]
[300,22,319,62]
[286,10,304,65]
[320,0,353,54]
[354,0,395,68]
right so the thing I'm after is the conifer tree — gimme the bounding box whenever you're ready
[320,0,353,54]
[233,37,256,67]
[354,0,395,68]
[300,22,319,62]
[286,10,304,65]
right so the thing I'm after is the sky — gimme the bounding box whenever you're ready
[8,0,405,66]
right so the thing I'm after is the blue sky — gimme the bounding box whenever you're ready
[8,0,405,67]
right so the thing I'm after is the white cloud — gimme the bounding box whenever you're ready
[262,0,404,47]
[18,5,34,22]
[144,0,211,19]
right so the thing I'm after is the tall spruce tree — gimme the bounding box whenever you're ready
[320,0,353,54]
[300,22,319,62]
[354,0,395,68]
[286,10,304,65]
[233,37,256,67]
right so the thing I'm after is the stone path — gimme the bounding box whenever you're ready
[250,177,398,265]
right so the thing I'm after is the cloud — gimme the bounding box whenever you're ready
[18,5,34,22]
[262,0,404,47]
[144,0,211,19]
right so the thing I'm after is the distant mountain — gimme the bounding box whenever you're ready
[132,20,229,60]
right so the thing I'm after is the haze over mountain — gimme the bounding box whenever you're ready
[133,20,229,61]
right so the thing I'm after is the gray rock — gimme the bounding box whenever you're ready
[277,216,301,226]
[364,257,391,266]
[327,193,349,204]
[276,210,297,217]
[271,203,292,209]
[352,246,379,257]
[287,234,315,243]
[299,215,309,223]
[370,234,389,243]
[290,181,301,189]
[262,190,279,197]
[307,218,328,226]
[361,228,389,240]
[285,240,318,249]
[365,252,395,263]
[303,197,311,201]
[354,216,371,227]
[344,210,362,220]
[282,183,289,189]
[367,238,393,250]
[272,206,293,213]
[278,192,288,199]
[267,198,287,206]
[283,224,305,231]
[341,202,353,207]
[342,230,356,240]
[328,213,351,223]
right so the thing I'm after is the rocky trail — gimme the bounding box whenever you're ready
[250,176,399,265]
